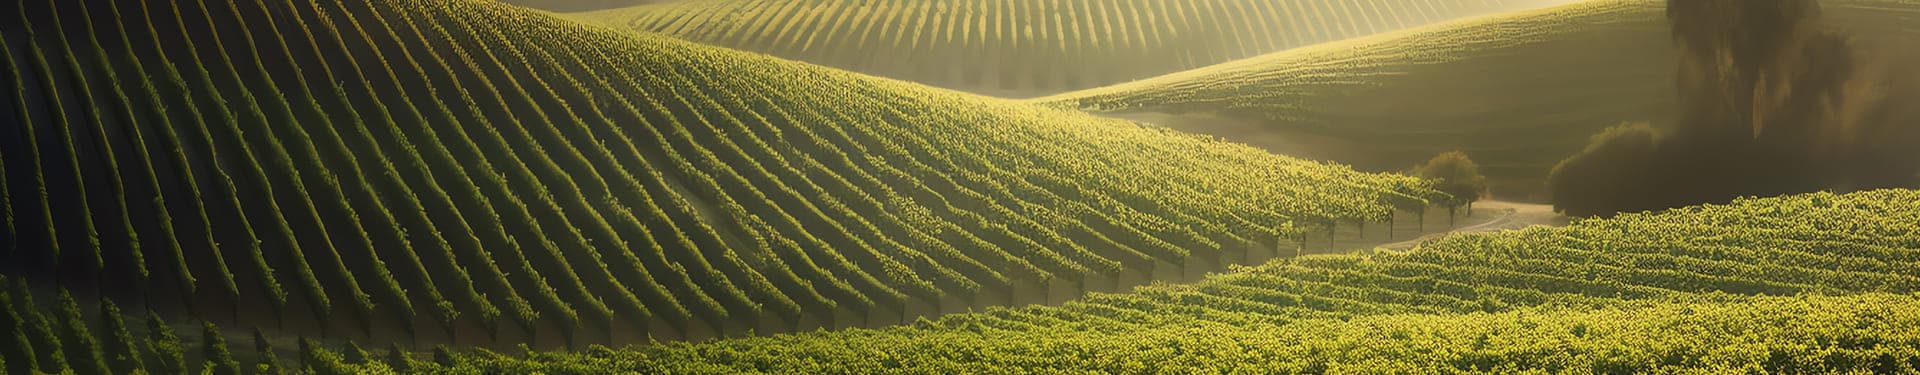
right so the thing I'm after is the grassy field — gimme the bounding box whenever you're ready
[1040,0,1920,200]
[569,0,1574,96]
[405,189,1920,373]
[0,0,1445,350]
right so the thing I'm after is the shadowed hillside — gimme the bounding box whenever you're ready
[0,0,1443,350]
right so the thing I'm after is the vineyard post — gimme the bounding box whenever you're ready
[1326,221,1335,252]
[1296,233,1305,258]
[1418,205,1426,232]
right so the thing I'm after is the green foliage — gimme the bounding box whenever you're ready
[144,313,186,375]
[433,345,459,368]
[182,0,342,330]
[96,299,144,374]
[1549,0,1920,218]
[19,0,106,273]
[1411,151,1488,208]
[0,78,10,260]
[79,0,182,292]
[385,344,413,373]
[198,323,238,375]
[448,294,1920,373]
[9,280,64,373]
[1548,122,1662,217]
[52,291,108,375]
[339,341,368,365]
[49,0,146,282]
[577,0,1561,93]
[430,189,1920,373]
[298,339,355,375]
[0,281,37,375]
[2,0,1444,340]
[1038,0,1680,200]
[250,329,281,375]
[118,0,239,302]
[0,5,61,270]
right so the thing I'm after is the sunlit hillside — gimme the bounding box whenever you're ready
[409,190,1920,372]
[1040,0,1920,200]
[496,0,674,13]
[571,0,1575,96]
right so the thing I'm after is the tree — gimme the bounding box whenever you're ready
[1551,0,1920,217]
[1548,123,1662,217]
[97,299,145,374]
[1411,151,1489,224]
[199,322,239,375]
[145,312,187,375]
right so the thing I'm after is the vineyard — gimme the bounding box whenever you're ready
[570,0,1574,95]
[15,190,1907,373]
[1,275,438,375]
[1038,0,1920,198]
[5,0,1920,372]
[422,189,1920,373]
[0,0,1447,349]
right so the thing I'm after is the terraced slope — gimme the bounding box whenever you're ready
[423,189,1920,373]
[572,0,1574,96]
[1040,0,1920,199]
[0,0,1440,347]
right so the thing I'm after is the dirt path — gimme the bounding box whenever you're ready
[1377,200,1566,250]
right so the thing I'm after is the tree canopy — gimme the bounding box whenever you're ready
[1412,151,1489,208]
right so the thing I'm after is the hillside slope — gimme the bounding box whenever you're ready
[495,0,676,13]
[425,189,1920,373]
[571,0,1575,96]
[1039,0,1920,199]
[0,0,1439,347]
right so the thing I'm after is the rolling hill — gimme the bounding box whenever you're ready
[405,189,1920,372]
[495,0,676,13]
[1039,0,1920,200]
[0,0,1444,349]
[5,0,1920,372]
[569,0,1576,96]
